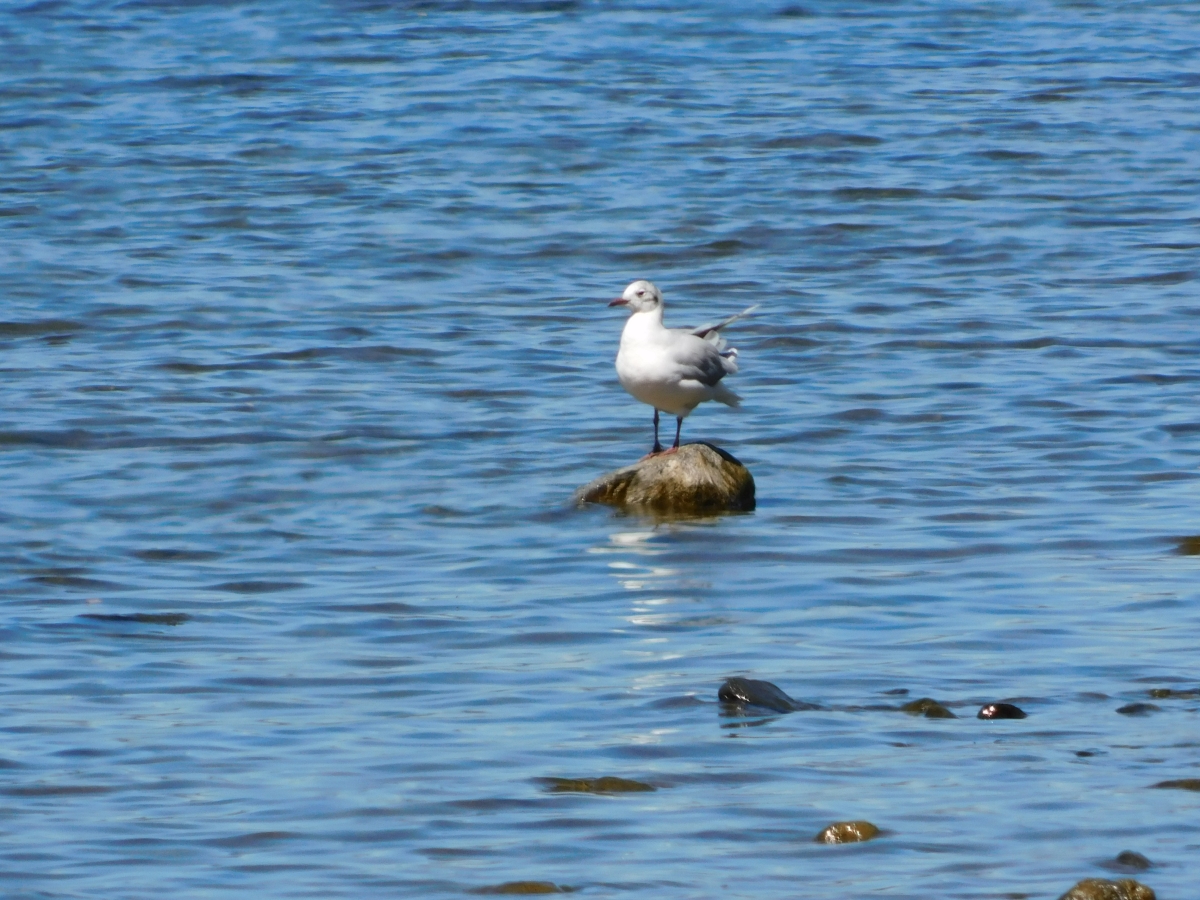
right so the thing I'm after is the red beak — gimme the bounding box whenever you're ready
[608,297,628,307]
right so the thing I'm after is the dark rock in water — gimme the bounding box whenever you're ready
[901,697,956,718]
[542,776,654,794]
[471,882,573,895]
[1057,877,1155,900]
[718,677,820,713]
[1102,851,1152,873]
[814,821,880,844]
[978,702,1027,719]
[1147,687,1200,699]
[1175,534,1200,554]
[1152,777,1200,791]
[575,443,755,514]
[1116,702,1159,716]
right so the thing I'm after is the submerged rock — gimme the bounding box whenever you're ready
[814,821,880,844]
[1147,687,1200,699]
[1152,777,1200,791]
[542,777,654,794]
[1057,877,1155,900]
[978,702,1027,719]
[575,443,755,514]
[472,882,573,895]
[901,697,956,718]
[718,677,820,713]
[1116,702,1159,716]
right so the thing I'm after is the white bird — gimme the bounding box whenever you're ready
[608,279,757,455]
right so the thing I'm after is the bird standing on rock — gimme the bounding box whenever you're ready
[609,280,756,455]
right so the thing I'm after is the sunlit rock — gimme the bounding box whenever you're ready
[977,702,1026,719]
[814,821,880,844]
[718,676,820,713]
[1057,877,1155,900]
[575,443,754,514]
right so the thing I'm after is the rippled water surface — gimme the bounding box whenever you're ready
[3,1,1200,897]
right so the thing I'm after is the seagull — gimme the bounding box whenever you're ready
[609,280,757,455]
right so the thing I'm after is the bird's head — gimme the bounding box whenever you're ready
[609,280,663,314]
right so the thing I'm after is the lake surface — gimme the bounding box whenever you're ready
[2,1,1199,897]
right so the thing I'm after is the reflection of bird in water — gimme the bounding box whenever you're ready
[608,280,757,455]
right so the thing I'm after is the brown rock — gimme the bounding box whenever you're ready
[574,442,754,514]
[542,776,655,794]
[1152,777,1200,791]
[901,697,956,718]
[1057,877,1155,900]
[471,882,572,895]
[814,820,880,844]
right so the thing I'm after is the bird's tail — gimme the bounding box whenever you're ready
[713,383,741,408]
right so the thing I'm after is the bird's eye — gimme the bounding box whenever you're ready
[637,291,645,297]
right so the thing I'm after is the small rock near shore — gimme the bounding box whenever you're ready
[1057,877,1154,900]
[575,443,754,514]
[814,821,880,844]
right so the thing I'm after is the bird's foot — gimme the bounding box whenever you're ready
[641,445,678,460]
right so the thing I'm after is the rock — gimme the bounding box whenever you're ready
[1147,687,1200,699]
[977,702,1027,719]
[901,697,956,718]
[542,777,655,793]
[1175,535,1200,554]
[814,821,880,844]
[718,677,820,713]
[1116,702,1159,716]
[574,442,755,514]
[1057,877,1155,900]
[471,882,573,895]
[1152,777,1200,791]
[1103,851,1152,873]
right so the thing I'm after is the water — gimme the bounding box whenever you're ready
[2,1,1200,897]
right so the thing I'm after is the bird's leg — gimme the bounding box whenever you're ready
[669,416,682,452]
[651,409,663,455]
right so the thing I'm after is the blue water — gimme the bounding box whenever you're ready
[3,1,1200,897]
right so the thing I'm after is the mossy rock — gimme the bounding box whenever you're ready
[1147,687,1200,699]
[814,821,880,844]
[575,442,754,514]
[542,776,655,794]
[1058,877,1155,900]
[901,697,956,718]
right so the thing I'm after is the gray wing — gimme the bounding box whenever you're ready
[667,332,737,387]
